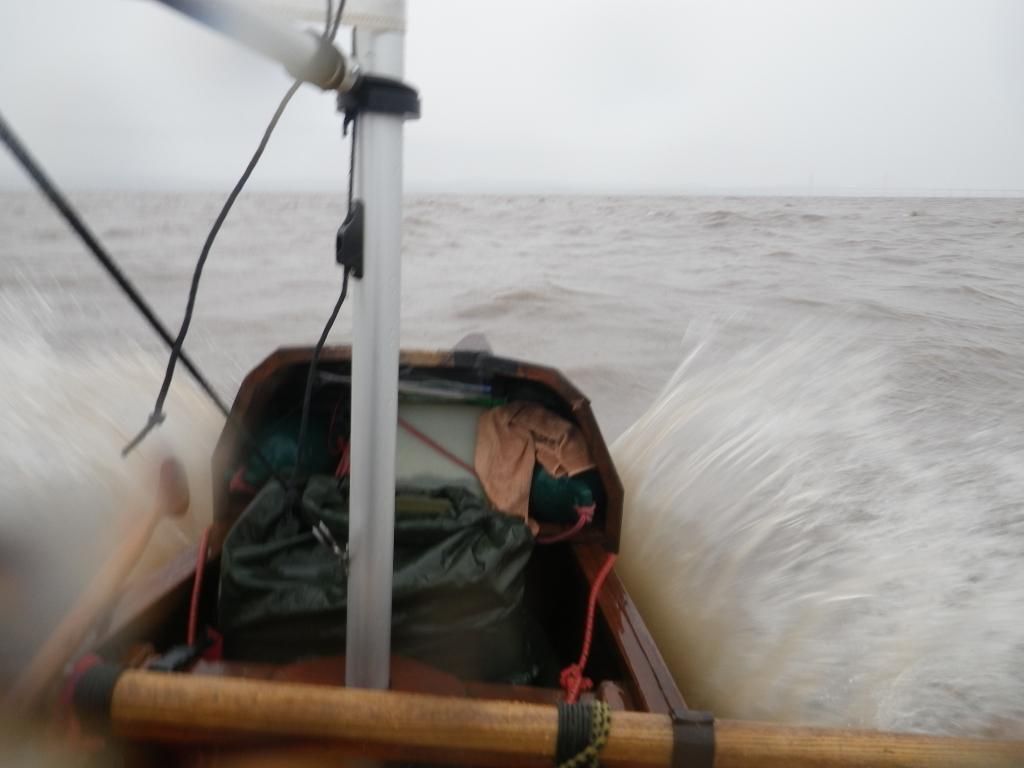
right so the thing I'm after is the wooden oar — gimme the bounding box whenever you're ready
[8,458,190,712]
[78,668,1023,768]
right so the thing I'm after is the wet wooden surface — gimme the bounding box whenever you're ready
[101,670,1024,768]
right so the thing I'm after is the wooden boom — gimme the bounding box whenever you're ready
[79,668,1023,768]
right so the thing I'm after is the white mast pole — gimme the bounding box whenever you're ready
[147,0,409,693]
[343,0,407,690]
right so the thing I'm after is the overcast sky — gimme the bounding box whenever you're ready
[1,0,1022,194]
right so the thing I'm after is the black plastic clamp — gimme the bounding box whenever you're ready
[338,73,421,122]
[336,200,365,278]
[333,74,418,281]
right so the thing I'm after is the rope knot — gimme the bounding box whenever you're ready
[575,503,596,524]
[559,664,593,699]
[122,410,167,456]
[536,503,597,545]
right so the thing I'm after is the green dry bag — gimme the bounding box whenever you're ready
[219,476,539,684]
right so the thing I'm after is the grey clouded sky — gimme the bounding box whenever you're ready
[1,0,1022,194]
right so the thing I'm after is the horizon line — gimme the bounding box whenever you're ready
[2,182,1024,199]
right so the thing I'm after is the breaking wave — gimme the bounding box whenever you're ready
[613,322,1024,738]
[0,299,222,687]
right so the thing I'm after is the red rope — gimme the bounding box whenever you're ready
[397,416,477,476]
[560,551,617,703]
[334,439,351,478]
[328,396,343,452]
[228,466,258,496]
[58,653,102,743]
[58,653,110,749]
[187,525,212,646]
[536,503,595,545]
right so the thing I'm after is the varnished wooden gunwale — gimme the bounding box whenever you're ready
[573,541,687,715]
[211,346,624,550]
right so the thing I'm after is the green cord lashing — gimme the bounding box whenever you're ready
[558,701,611,768]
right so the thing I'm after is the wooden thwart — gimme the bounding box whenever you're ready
[95,669,1023,768]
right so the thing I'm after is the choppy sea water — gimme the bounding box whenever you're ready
[1,192,1022,737]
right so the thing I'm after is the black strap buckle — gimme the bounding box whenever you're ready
[145,636,214,673]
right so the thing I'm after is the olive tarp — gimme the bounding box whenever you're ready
[219,476,540,683]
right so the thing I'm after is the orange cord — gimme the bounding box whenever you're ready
[397,416,478,476]
[560,551,617,703]
[536,504,595,545]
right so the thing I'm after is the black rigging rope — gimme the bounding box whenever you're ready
[2,0,358,529]
[0,109,295,489]
[329,0,347,41]
[121,79,302,455]
[125,0,351,456]
[291,268,350,484]
[291,118,357,489]
[0,111,229,418]
[4,116,302,485]
[282,0,355,552]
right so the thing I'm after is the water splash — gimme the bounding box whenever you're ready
[613,321,1024,738]
[0,299,223,687]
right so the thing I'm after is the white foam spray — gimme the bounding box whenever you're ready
[0,298,223,686]
[614,321,1024,738]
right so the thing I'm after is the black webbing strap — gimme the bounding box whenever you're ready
[555,700,611,768]
[556,701,593,764]
[72,663,124,733]
[670,706,715,768]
